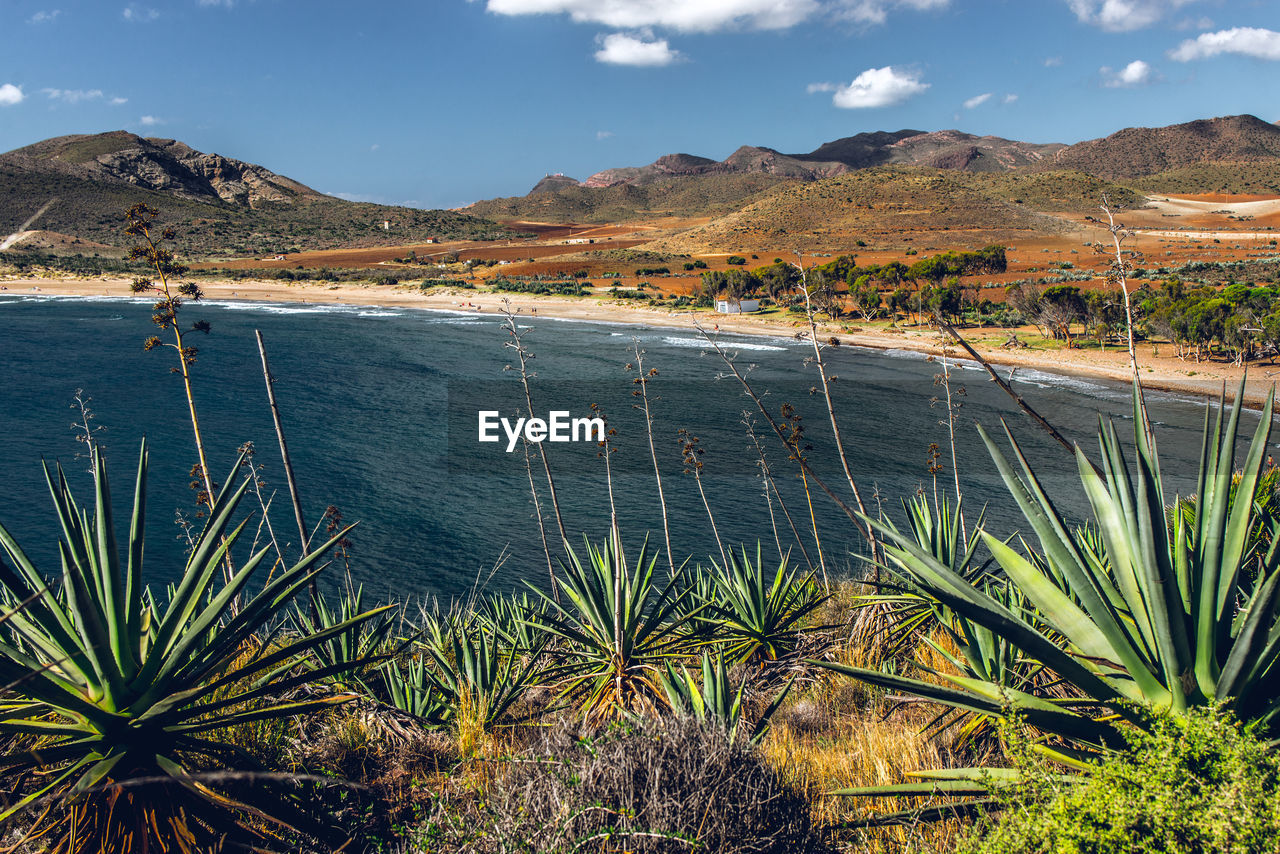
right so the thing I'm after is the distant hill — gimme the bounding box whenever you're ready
[467,172,787,223]
[1043,115,1280,179]
[473,115,1280,225]
[643,168,1141,255]
[575,128,1061,188]
[0,131,506,258]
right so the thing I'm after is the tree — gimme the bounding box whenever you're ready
[850,274,881,321]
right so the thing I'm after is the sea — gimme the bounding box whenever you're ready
[0,294,1260,606]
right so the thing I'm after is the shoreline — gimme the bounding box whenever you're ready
[3,274,1275,408]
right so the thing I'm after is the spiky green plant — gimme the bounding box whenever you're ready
[0,442,389,852]
[417,611,543,731]
[820,380,1280,810]
[289,582,399,686]
[659,651,792,744]
[379,654,449,725]
[531,532,698,721]
[855,494,986,658]
[703,544,827,662]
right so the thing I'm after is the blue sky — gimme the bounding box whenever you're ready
[1,0,1277,209]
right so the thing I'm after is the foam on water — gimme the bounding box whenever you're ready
[662,336,787,352]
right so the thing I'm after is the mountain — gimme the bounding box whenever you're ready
[570,128,1063,188]
[1043,115,1280,179]
[471,115,1280,225]
[0,131,325,208]
[469,128,1067,222]
[0,131,504,258]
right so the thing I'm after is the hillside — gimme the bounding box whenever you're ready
[1044,115,1280,180]
[1129,162,1280,196]
[466,172,787,223]
[0,131,506,258]
[642,167,1139,254]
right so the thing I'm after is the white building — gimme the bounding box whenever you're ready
[716,298,760,314]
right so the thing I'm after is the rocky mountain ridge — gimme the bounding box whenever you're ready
[0,131,325,207]
[518,115,1279,195]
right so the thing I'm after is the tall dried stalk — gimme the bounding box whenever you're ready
[69,389,106,472]
[629,342,674,575]
[744,411,815,571]
[742,413,785,565]
[931,341,967,543]
[795,253,880,567]
[1097,196,1155,444]
[254,330,317,611]
[934,318,1076,456]
[501,301,568,547]
[126,204,235,588]
[679,429,727,568]
[520,434,559,602]
[780,404,829,592]
[125,204,215,518]
[692,318,875,548]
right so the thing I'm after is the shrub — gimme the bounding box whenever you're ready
[413,716,825,853]
[726,256,747,266]
[961,708,1280,854]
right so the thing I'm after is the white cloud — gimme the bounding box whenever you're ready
[1003,93,1019,104]
[833,0,948,26]
[122,4,159,21]
[830,65,928,108]
[485,0,820,32]
[596,130,614,139]
[0,84,24,106]
[43,88,104,104]
[110,96,128,105]
[963,92,991,109]
[806,81,836,93]
[594,32,679,66]
[1101,59,1155,87]
[1169,27,1280,61]
[1065,0,1192,32]
[28,10,61,24]
[370,143,380,151]
[139,115,163,126]
[198,0,234,6]
[1044,55,1063,67]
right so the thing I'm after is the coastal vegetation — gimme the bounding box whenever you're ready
[4,200,1280,854]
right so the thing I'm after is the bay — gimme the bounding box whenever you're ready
[0,294,1253,604]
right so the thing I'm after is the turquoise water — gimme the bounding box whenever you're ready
[0,294,1250,603]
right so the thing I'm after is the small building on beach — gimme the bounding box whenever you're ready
[715,298,760,314]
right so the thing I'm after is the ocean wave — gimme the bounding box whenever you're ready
[661,336,786,352]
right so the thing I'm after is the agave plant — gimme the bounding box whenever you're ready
[0,442,389,852]
[821,381,1280,807]
[702,544,827,662]
[290,582,400,686]
[478,589,550,654]
[853,494,987,658]
[659,651,793,744]
[531,532,698,721]
[379,654,449,725]
[416,610,543,730]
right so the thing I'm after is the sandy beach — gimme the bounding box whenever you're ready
[4,274,1276,407]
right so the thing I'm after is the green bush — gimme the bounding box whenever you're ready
[726,256,747,266]
[962,708,1280,854]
